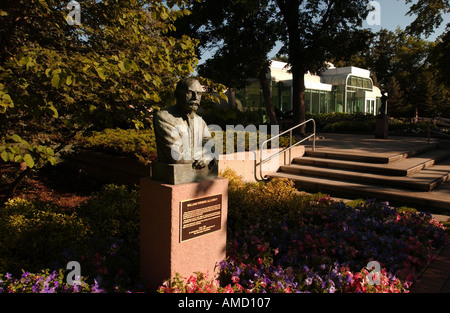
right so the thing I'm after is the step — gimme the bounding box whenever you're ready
[279,162,450,191]
[304,143,439,164]
[292,149,450,177]
[269,172,450,211]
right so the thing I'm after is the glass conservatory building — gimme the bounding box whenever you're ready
[234,60,382,122]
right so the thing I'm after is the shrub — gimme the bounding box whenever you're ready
[221,169,325,228]
[76,128,157,164]
[0,198,90,275]
[74,184,141,291]
[77,128,293,165]
[76,184,139,239]
[323,120,376,132]
[308,112,374,131]
[0,184,141,292]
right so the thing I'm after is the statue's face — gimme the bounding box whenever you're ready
[177,80,203,115]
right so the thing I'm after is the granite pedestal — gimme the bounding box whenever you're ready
[140,176,228,291]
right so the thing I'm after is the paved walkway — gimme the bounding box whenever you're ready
[302,133,450,293]
[410,243,450,293]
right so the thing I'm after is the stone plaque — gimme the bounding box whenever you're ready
[180,194,222,242]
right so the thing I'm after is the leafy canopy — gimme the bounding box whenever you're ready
[0,0,198,174]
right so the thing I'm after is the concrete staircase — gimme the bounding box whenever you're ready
[269,142,450,211]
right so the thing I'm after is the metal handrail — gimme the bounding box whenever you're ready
[259,118,316,180]
[413,116,450,127]
[413,117,450,143]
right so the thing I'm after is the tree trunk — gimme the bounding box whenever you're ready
[3,166,31,203]
[259,70,278,125]
[276,0,306,135]
[291,63,306,136]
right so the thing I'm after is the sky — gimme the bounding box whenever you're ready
[363,0,449,40]
[199,0,450,64]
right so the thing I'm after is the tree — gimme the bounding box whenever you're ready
[430,25,450,86]
[275,0,372,135]
[0,0,199,199]
[386,76,407,117]
[404,0,450,38]
[175,0,281,125]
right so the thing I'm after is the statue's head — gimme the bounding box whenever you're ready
[175,77,203,116]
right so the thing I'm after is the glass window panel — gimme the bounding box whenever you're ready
[355,97,364,113]
[311,90,319,114]
[335,87,344,112]
[363,79,369,89]
[328,91,335,113]
[304,89,311,114]
[281,86,292,111]
[320,91,327,114]
[347,91,355,113]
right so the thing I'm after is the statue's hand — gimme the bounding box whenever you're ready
[192,159,207,170]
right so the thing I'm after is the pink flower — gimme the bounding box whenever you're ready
[187,275,197,285]
[224,284,234,293]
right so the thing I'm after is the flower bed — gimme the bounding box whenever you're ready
[158,171,448,293]
[0,269,103,293]
[0,171,448,293]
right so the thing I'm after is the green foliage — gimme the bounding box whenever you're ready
[76,128,157,164]
[0,184,140,289]
[177,0,280,88]
[405,0,450,38]
[200,103,261,128]
[76,184,140,240]
[69,184,141,290]
[0,134,57,169]
[307,112,433,135]
[0,0,200,194]
[211,130,293,154]
[75,127,293,164]
[323,120,376,133]
[220,168,324,228]
[0,198,90,275]
[309,112,376,133]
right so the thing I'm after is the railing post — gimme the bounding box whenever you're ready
[289,129,292,165]
[313,120,316,151]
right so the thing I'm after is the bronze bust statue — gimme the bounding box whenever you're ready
[152,77,218,184]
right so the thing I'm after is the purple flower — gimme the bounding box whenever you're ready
[219,260,227,269]
[92,279,104,293]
